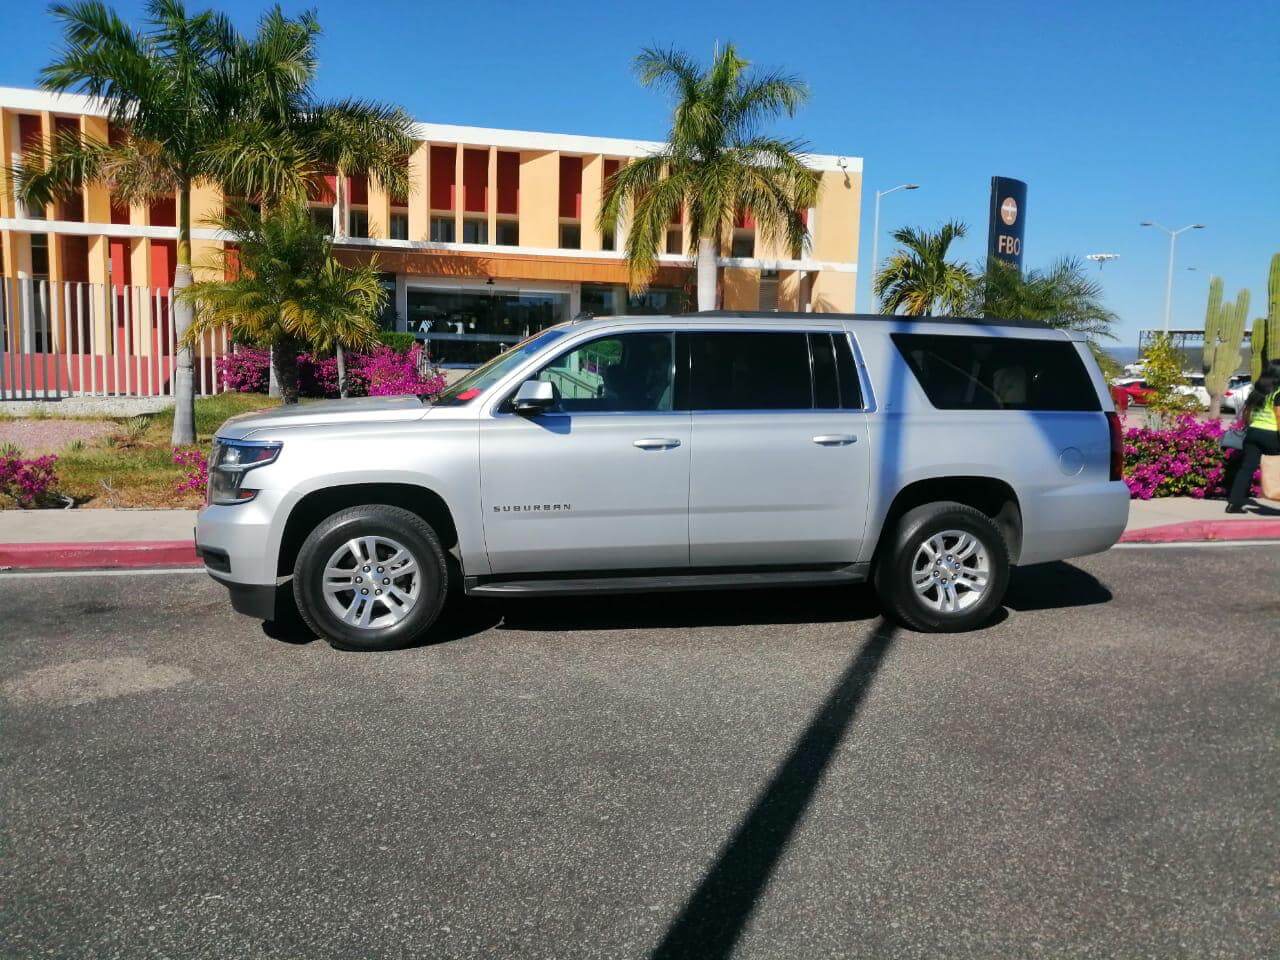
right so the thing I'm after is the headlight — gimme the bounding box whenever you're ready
[208,439,282,505]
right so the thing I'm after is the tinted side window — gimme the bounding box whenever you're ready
[810,334,839,409]
[891,334,1100,411]
[687,332,811,410]
[833,334,863,409]
[531,333,675,412]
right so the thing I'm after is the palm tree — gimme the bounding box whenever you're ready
[179,202,382,404]
[14,2,415,438]
[978,257,1119,340]
[599,44,819,310]
[13,1,320,444]
[874,220,976,316]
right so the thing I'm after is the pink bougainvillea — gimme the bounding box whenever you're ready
[173,447,209,497]
[0,452,59,507]
[1122,415,1258,500]
[216,344,446,399]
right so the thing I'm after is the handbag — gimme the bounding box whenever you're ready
[1261,455,1280,502]
[1221,428,1245,450]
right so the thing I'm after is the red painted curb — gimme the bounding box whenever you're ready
[0,540,200,570]
[1119,519,1280,544]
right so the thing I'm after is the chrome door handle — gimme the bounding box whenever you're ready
[633,437,681,450]
[812,434,857,446]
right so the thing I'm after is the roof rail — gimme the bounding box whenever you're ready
[677,310,1051,330]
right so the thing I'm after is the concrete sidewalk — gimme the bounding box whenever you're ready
[1,499,1279,570]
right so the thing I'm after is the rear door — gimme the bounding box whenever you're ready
[683,329,871,566]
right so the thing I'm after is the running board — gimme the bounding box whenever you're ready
[464,564,869,597]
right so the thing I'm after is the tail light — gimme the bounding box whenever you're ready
[1106,411,1123,481]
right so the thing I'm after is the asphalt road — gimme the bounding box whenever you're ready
[1,545,1277,960]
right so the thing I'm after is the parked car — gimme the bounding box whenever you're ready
[195,313,1130,647]
[1174,373,1210,409]
[1113,377,1156,406]
[1221,375,1252,414]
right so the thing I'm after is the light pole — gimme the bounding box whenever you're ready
[871,183,919,310]
[1141,221,1204,332]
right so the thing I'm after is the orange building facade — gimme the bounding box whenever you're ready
[0,85,862,370]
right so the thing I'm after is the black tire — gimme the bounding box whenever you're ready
[293,504,448,651]
[874,501,1010,633]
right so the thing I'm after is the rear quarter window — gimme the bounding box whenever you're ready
[891,333,1100,412]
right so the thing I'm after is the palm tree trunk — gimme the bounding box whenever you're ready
[267,347,280,397]
[170,183,196,446]
[696,235,718,311]
[273,337,302,405]
[336,343,348,398]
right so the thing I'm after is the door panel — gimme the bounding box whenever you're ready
[480,412,691,573]
[480,330,689,574]
[682,330,871,566]
[688,410,870,565]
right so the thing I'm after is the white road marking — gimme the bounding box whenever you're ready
[1114,540,1277,549]
[0,567,207,579]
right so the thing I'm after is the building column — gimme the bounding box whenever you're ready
[453,145,465,242]
[189,181,222,281]
[80,116,113,356]
[367,176,391,241]
[129,201,152,357]
[407,141,429,242]
[486,147,498,245]
[518,150,559,249]
[580,155,603,251]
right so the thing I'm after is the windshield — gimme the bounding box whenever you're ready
[429,327,569,406]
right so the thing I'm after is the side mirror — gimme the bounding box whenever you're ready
[513,379,558,416]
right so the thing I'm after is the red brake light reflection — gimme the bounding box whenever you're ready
[456,388,482,401]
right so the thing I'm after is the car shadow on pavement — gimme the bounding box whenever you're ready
[648,621,898,960]
[488,583,885,633]
[1003,560,1113,612]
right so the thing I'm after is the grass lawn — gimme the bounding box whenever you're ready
[2,393,278,509]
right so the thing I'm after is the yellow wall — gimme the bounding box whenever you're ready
[813,170,861,266]
[518,150,559,248]
[811,271,856,313]
[722,267,761,311]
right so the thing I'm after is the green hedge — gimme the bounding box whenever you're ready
[377,330,417,354]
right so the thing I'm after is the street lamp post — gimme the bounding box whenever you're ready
[871,183,919,310]
[1141,221,1205,332]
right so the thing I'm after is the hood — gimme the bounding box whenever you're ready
[216,395,428,440]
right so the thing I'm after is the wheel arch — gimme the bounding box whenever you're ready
[277,482,459,579]
[873,476,1023,565]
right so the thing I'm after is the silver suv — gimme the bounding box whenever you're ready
[195,313,1129,648]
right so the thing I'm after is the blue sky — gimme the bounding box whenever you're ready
[1,0,1275,347]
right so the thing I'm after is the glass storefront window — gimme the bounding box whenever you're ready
[389,213,409,240]
[430,217,455,243]
[580,283,689,318]
[407,288,571,366]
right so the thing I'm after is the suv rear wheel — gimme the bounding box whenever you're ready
[875,501,1009,632]
[293,504,448,651]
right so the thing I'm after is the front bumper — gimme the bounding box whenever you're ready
[206,569,279,621]
[196,492,287,622]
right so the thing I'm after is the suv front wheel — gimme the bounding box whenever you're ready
[875,502,1010,632]
[293,504,448,651]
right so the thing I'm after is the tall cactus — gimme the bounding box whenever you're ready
[1267,252,1280,364]
[1205,286,1249,418]
[1252,315,1266,381]
[1201,276,1224,372]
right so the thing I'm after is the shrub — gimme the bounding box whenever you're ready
[1142,332,1201,424]
[219,347,271,393]
[173,447,208,497]
[1122,414,1258,500]
[377,330,417,354]
[0,452,60,507]
[217,344,446,399]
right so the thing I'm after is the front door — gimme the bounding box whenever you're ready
[684,330,871,566]
[480,331,690,574]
